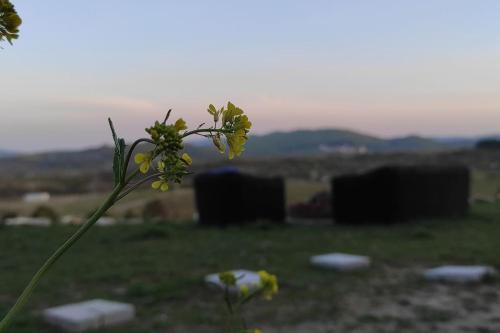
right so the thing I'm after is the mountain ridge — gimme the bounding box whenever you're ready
[1,128,498,166]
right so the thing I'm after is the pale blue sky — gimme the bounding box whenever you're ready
[2,1,500,151]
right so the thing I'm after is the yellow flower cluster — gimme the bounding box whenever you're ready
[132,103,250,194]
[216,269,276,333]
[208,102,252,159]
[133,117,194,192]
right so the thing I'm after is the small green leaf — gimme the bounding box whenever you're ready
[108,118,126,186]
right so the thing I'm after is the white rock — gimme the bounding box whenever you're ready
[4,217,51,227]
[205,269,261,293]
[424,265,496,283]
[96,217,117,226]
[22,192,50,203]
[43,299,135,332]
[310,253,371,271]
[60,215,83,225]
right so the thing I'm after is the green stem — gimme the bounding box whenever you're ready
[114,172,163,202]
[0,185,124,332]
[121,138,154,183]
[181,128,230,138]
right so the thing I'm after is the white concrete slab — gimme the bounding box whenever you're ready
[43,299,135,332]
[424,265,496,283]
[23,192,50,203]
[4,217,51,227]
[205,269,261,293]
[310,253,371,271]
[96,217,117,226]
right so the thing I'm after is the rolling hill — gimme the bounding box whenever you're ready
[0,128,493,177]
[243,129,448,156]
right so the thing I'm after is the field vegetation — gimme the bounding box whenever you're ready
[0,202,500,332]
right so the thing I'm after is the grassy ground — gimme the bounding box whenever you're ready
[0,179,329,220]
[0,202,500,332]
[1,169,500,221]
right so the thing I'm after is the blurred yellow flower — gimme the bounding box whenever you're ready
[258,271,279,300]
[152,178,169,192]
[174,118,187,131]
[134,153,152,173]
[240,284,250,297]
[219,271,237,286]
[222,101,244,125]
[227,129,247,160]
[157,160,165,172]
[181,153,192,165]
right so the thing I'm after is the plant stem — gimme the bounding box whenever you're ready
[114,172,163,202]
[181,128,229,138]
[0,185,124,332]
[122,138,154,182]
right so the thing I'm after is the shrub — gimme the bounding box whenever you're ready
[31,205,59,223]
[142,199,170,223]
[476,139,500,150]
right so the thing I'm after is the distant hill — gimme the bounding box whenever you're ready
[0,150,17,158]
[1,128,499,177]
[243,129,448,156]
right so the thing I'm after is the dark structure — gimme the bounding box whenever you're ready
[332,165,470,224]
[194,168,285,225]
[476,139,500,150]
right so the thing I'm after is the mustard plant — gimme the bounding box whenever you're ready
[218,270,279,333]
[0,102,251,332]
[0,0,21,46]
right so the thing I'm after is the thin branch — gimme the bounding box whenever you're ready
[115,172,163,202]
[182,128,230,138]
[162,109,173,124]
[121,138,155,182]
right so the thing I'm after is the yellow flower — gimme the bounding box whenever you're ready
[219,271,236,286]
[134,153,152,174]
[258,271,279,300]
[157,160,165,172]
[222,101,243,125]
[240,284,250,297]
[227,129,247,160]
[152,178,169,192]
[181,153,192,165]
[239,115,252,130]
[174,118,187,131]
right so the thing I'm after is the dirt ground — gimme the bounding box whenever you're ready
[261,266,500,333]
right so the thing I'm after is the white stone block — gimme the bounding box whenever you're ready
[310,253,371,271]
[96,217,117,226]
[43,299,135,332]
[424,265,496,283]
[205,269,261,293]
[23,192,50,203]
[4,217,51,227]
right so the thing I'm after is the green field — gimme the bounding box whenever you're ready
[0,179,330,221]
[1,169,500,221]
[1,202,500,332]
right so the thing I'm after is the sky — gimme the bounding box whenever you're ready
[2,0,500,152]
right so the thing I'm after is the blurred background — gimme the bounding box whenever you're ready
[1,1,500,332]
